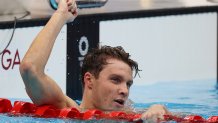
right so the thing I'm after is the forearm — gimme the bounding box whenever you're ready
[22,12,67,72]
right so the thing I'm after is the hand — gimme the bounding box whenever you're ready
[141,104,171,122]
[56,0,78,22]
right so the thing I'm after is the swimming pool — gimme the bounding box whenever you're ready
[130,79,218,119]
[1,79,217,122]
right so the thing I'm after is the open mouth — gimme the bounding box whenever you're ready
[114,99,125,106]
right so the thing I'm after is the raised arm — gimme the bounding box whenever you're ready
[19,0,78,109]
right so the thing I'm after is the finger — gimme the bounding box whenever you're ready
[68,0,76,10]
[67,0,74,6]
[68,4,74,11]
[142,111,165,120]
[67,2,72,6]
[70,3,78,15]
[157,114,164,120]
[141,112,151,120]
[142,114,159,122]
[68,5,77,14]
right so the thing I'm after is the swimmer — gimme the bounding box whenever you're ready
[19,0,171,121]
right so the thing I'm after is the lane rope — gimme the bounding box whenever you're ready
[0,98,217,123]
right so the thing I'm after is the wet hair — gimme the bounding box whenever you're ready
[81,45,139,88]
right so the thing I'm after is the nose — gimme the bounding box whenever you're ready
[118,83,129,97]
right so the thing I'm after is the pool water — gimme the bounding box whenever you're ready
[0,114,126,123]
[130,79,218,119]
[1,79,218,122]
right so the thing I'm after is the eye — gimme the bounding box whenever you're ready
[127,82,133,88]
[111,77,121,84]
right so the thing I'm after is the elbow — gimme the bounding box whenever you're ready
[19,60,38,77]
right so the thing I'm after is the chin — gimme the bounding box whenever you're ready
[100,103,125,111]
[101,106,122,111]
[112,106,125,111]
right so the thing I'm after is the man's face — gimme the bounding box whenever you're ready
[91,58,133,111]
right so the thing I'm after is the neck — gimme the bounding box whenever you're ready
[79,88,96,111]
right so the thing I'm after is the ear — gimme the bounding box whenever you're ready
[83,72,94,89]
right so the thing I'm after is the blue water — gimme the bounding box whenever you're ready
[1,79,218,122]
[130,79,218,119]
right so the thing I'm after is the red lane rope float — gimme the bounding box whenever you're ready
[207,116,218,123]
[11,101,36,115]
[59,107,80,119]
[83,109,103,120]
[163,114,184,122]
[0,98,218,123]
[184,115,206,122]
[35,105,60,118]
[0,98,12,113]
[108,112,142,122]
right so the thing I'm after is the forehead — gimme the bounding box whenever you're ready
[100,58,133,78]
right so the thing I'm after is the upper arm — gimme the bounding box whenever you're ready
[20,62,75,109]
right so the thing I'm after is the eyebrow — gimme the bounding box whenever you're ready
[109,74,133,83]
